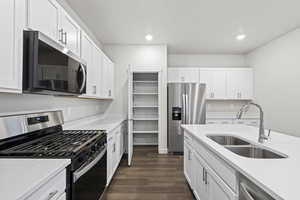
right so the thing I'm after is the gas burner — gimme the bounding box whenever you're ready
[0,130,105,157]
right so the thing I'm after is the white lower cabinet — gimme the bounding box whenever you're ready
[184,140,193,186]
[26,169,66,200]
[193,153,208,200]
[184,132,238,200]
[107,123,125,185]
[57,193,66,200]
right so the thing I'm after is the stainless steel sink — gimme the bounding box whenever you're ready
[207,135,250,146]
[225,146,287,159]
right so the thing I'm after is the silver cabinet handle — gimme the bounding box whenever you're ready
[93,85,97,94]
[62,32,67,45]
[58,29,64,43]
[44,190,58,200]
[202,168,205,182]
[113,143,116,152]
[188,150,191,160]
[240,182,255,200]
[108,89,111,96]
[204,170,208,185]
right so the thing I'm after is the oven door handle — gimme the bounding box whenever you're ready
[73,147,106,183]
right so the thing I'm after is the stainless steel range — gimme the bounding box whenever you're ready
[0,111,107,200]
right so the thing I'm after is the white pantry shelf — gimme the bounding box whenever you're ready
[133,131,159,134]
[133,118,159,121]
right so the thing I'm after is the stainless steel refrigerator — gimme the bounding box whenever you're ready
[168,83,206,153]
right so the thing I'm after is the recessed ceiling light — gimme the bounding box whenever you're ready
[145,34,153,41]
[236,34,246,41]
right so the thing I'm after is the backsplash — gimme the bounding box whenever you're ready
[0,93,111,122]
[206,100,256,113]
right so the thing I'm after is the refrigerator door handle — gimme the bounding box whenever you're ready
[185,93,189,124]
[182,94,186,124]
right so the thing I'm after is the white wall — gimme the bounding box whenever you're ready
[246,28,300,137]
[168,54,246,67]
[103,45,168,153]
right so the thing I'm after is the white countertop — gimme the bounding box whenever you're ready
[63,114,127,132]
[181,124,300,200]
[0,159,70,200]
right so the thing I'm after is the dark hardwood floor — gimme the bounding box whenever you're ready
[103,146,195,200]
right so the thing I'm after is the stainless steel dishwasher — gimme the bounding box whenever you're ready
[239,175,275,200]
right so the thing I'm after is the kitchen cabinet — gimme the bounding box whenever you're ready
[81,33,98,97]
[227,69,253,100]
[0,0,24,93]
[27,0,81,57]
[168,68,199,83]
[27,169,66,200]
[101,55,114,98]
[107,123,125,185]
[199,69,227,99]
[107,131,115,184]
[193,153,208,200]
[60,11,81,55]
[27,0,60,42]
[168,67,253,100]
[184,139,193,186]
[184,131,238,200]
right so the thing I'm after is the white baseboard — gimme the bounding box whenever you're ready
[159,148,168,154]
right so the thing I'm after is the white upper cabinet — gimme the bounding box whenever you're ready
[60,11,81,55]
[27,0,60,41]
[168,68,199,83]
[81,33,99,97]
[199,69,227,99]
[27,0,81,57]
[227,69,253,100]
[169,67,253,100]
[101,55,114,99]
[0,0,24,93]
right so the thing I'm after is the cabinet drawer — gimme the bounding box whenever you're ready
[26,169,66,200]
[193,140,237,193]
[57,193,66,200]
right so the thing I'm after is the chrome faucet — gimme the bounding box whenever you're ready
[236,102,268,143]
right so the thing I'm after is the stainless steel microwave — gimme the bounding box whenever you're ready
[23,31,86,95]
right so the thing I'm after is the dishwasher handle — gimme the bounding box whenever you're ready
[240,182,255,200]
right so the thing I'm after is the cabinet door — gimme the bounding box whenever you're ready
[107,134,114,183]
[193,154,209,200]
[199,69,226,99]
[101,55,114,98]
[0,0,22,93]
[184,141,193,186]
[227,69,253,100]
[81,33,97,97]
[168,68,199,83]
[208,173,236,200]
[27,0,60,41]
[60,12,81,55]
[115,128,121,162]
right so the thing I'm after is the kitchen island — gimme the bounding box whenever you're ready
[181,124,300,200]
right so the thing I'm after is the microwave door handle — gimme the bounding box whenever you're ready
[79,64,86,93]
[73,147,106,183]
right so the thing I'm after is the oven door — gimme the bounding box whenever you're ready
[23,31,86,95]
[72,148,107,200]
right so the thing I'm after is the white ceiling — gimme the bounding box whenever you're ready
[66,0,300,54]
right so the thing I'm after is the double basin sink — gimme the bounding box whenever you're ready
[207,135,287,159]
